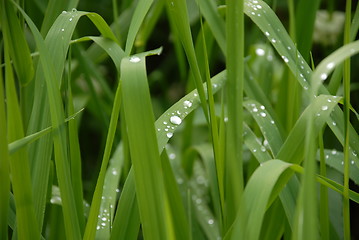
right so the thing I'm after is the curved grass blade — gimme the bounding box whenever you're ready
[121,49,170,240]
[277,95,341,164]
[229,159,294,240]
[311,41,359,94]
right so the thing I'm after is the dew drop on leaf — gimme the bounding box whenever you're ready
[183,100,192,108]
[170,115,182,125]
[129,56,141,63]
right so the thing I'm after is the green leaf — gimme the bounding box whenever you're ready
[121,48,170,240]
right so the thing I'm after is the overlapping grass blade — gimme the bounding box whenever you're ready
[8,109,83,155]
[110,170,140,240]
[229,160,294,240]
[161,150,191,240]
[121,49,170,240]
[66,55,85,233]
[165,0,209,121]
[4,40,40,239]
[15,4,82,238]
[277,95,341,164]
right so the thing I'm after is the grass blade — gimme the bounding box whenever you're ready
[225,0,244,230]
[121,49,170,240]
[4,38,40,239]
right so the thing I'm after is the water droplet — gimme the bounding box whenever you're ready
[112,169,118,175]
[101,222,106,227]
[257,4,262,8]
[212,83,218,88]
[320,73,328,81]
[260,105,265,110]
[224,117,228,122]
[196,198,202,204]
[326,62,334,70]
[71,8,77,12]
[261,146,266,152]
[163,121,167,125]
[332,121,336,126]
[62,11,67,14]
[169,153,176,159]
[194,93,198,97]
[183,100,192,108]
[61,28,65,32]
[260,112,266,117]
[69,17,73,21]
[208,219,214,225]
[341,161,344,165]
[351,160,355,165]
[325,154,329,159]
[129,56,141,63]
[96,225,101,230]
[116,188,120,193]
[170,115,182,125]
[270,120,275,124]
[321,105,328,111]
[101,217,107,221]
[331,149,337,155]
[271,38,277,43]
[265,31,270,36]
[256,48,265,56]
[167,132,173,138]
[253,149,257,153]
[253,107,258,112]
[287,46,291,50]
[282,56,289,63]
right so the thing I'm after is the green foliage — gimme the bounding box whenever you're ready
[1,0,359,239]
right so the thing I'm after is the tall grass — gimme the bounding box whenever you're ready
[1,0,359,239]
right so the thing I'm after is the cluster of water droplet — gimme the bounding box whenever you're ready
[157,99,194,139]
[60,8,78,33]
